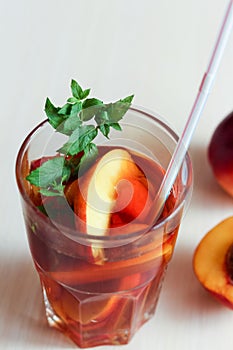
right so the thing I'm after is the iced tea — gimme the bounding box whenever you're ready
[16,107,192,348]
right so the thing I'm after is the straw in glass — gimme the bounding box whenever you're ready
[152,0,233,223]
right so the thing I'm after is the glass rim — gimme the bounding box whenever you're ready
[15,105,193,245]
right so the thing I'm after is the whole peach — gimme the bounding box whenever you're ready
[208,111,233,197]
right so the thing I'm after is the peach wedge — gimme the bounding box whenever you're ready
[66,148,152,263]
[193,217,233,309]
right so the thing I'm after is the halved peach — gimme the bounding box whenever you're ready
[193,217,233,309]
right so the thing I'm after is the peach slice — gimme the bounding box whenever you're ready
[114,176,152,222]
[82,149,151,235]
[67,149,152,263]
[193,217,233,309]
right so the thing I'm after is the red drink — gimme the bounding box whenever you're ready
[16,108,192,348]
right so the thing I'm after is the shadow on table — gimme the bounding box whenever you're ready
[158,143,232,320]
[189,143,233,206]
[0,253,75,348]
[161,244,226,321]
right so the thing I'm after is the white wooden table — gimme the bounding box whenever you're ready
[1,1,233,349]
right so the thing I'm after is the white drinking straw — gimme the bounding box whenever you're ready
[153,0,233,222]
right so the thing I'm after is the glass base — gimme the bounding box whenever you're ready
[42,285,132,347]
[40,270,165,348]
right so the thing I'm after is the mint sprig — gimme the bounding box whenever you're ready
[26,157,71,196]
[26,79,134,196]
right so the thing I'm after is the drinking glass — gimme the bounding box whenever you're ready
[15,106,192,348]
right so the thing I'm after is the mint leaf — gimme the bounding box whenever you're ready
[58,103,72,115]
[67,97,79,103]
[94,97,134,125]
[94,110,109,125]
[78,143,98,175]
[71,79,83,99]
[71,79,90,100]
[104,101,131,123]
[109,122,122,131]
[99,124,110,138]
[45,98,65,129]
[56,115,82,136]
[120,95,134,104]
[80,88,91,99]
[80,98,103,122]
[58,125,98,156]
[83,142,98,161]
[70,101,82,117]
[82,98,103,109]
[80,104,103,122]
[26,157,70,188]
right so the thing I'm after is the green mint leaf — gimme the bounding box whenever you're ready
[71,79,83,99]
[26,157,70,188]
[45,98,65,129]
[82,98,103,109]
[58,103,72,115]
[79,98,103,122]
[56,115,82,136]
[58,125,98,156]
[120,94,134,104]
[99,124,110,138]
[103,100,131,123]
[93,95,133,126]
[94,110,109,124]
[70,101,82,117]
[97,122,121,139]
[80,88,91,99]
[67,97,79,103]
[80,104,103,122]
[109,122,122,131]
[78,143,98,175]
[83,142,98,160]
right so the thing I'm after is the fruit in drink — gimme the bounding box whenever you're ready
[208,111,233,197]
[65,148,153,262]
[72,148,152,233]
[193,217,233,309]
